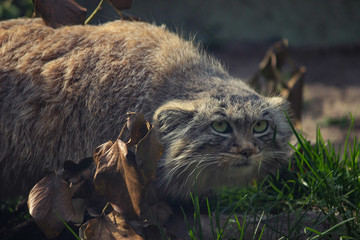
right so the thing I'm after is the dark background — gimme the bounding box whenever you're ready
[77,0,360,48]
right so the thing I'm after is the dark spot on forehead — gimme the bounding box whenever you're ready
[229,95,241,103]
[262,110,270,116]
[229,92,260,104]
[234,117,253,128]
[214,110,227,117]
[211,94,226,101]
[219,102,227,108]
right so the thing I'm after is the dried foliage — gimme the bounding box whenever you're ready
[28,113,170,239]
[249,39,306,126]
[32,0,87,28]
[28,173,75,239]
[80,211,142,240]
[93,140,138,218]
[32,0,133,28]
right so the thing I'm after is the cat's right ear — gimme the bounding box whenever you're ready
[153,100,197,139]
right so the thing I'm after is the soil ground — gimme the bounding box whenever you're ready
[214,44,360,150]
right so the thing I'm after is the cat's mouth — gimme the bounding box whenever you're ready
[232,162,250,167]
[219,152,253,167]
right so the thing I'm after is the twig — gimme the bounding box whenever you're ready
[85,0,105,25]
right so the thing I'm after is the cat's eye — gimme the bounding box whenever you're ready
[211,120,232,133]
[253,120,269,134]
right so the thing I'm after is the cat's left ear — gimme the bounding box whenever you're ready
[267,96,290,113]
[153,100,197,139]
[266,96,293,139]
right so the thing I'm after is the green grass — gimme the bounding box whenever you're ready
[0,0,33,20]
[0,197,30,225]
[189,116,359,239]
[320,116,351,129]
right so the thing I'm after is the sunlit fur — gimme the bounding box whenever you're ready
[0,18,291,200]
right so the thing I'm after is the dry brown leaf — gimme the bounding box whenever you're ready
[135,127,163,185]
[107,0,133,11]
[89,114,164,239]
[282,66,306,127]
[249,39,305,126]
[82,211,143,240]
[126,112,150,147]
[125,124,163,218]
[71,198,89,225]
[93,113,163,219]
[28,172,75,239]
[62,157,95,199]
[93,140,137,218]
[93,141,114,166]
[121,151,146,218]
[32,0,87,28]
[62,157,93,181]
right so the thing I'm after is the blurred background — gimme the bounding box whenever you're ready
[1,0,360,147]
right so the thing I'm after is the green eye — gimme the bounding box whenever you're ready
[211,121,232,133]
[253,120,269,134]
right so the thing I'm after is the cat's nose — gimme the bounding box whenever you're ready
[240,148,254,158]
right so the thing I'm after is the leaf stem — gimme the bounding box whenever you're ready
[117,122,127,141]
[85,0,104,25]
[101,202,110,215]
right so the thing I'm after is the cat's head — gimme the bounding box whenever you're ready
[153,84,292,200]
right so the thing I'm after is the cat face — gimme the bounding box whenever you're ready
[153,87,292,200]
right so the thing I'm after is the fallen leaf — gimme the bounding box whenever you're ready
[61,157,95,199]
[135,126,163,185]
[93,140,139,218]
[93,113,163,219]
[281,66,306,125]
[249,39,305,126]
[82,211,143,240]
[126,112,150,147]
[93,141,114,166]
[120,158,145,217]
[71,198,88,225]
[63,157,93,178]
[124,124,163,218]
[28,172,75,239]
[32,0,87,28]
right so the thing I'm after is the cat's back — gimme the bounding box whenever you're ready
[0,18,203,87]
[0,18,228,113]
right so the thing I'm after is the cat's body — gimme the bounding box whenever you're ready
[0,18,291,200]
